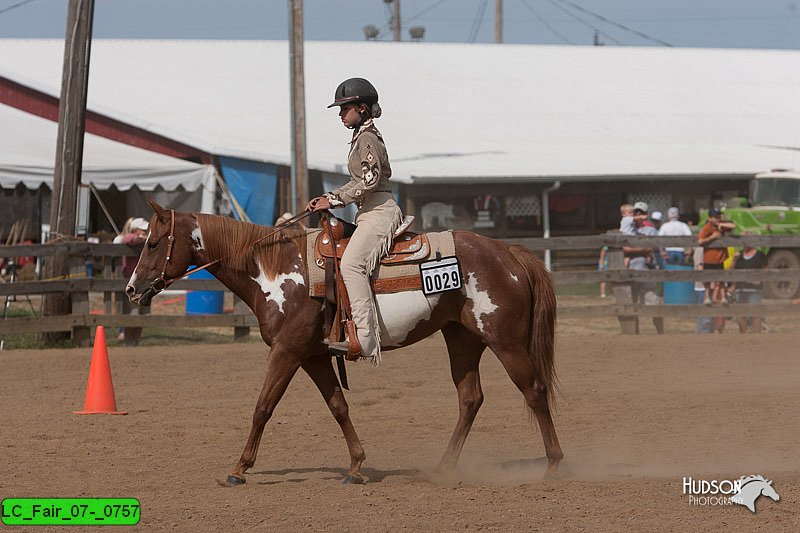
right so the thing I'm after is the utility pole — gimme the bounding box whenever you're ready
[43,0,95,345]
[494,0,503,44]
[288,0,308,216]
[391,0,401,42]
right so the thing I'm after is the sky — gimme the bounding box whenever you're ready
[0,0,798,50]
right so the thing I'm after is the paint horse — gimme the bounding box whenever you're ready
[126,198,563,485]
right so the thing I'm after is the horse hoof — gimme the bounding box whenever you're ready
[543,468,562,481]
[341,475,365,485]
[226,475,246,486]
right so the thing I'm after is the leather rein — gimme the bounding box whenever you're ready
[141,209,314,302]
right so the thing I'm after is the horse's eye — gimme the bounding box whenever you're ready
[148,242,158,250]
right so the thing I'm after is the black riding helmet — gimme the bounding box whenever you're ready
[327,77,379,108]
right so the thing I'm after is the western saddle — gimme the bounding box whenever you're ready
[314,211,429,359]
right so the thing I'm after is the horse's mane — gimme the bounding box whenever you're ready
[739,474,769,485]
[194,214,307,278]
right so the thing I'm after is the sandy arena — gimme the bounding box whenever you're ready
[1,331,797,531]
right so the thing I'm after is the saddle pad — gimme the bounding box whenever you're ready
[306,228,456,297]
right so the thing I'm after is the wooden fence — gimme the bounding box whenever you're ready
[1,234,799,342]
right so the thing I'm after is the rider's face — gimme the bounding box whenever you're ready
[339,103,363,128]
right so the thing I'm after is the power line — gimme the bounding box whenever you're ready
[517,0,575,45]
[373,0,449,40]
[543,0,624,46]
[468,0,488,43]
[553,0,674,47]
[0,0,36,16]
[403,0,448,25]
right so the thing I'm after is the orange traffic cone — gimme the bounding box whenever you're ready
[74,326,127,415]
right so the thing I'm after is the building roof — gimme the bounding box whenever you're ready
[0,39,798,183]
[0,102,216,191]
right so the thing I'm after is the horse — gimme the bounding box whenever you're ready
[125,198,563,486]
[731,475,780,513]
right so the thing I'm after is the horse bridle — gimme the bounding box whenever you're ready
[140,209,314,303]
[139,209,181,303]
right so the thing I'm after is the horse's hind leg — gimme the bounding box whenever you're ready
[301,355,367,484]
[227,350,301,485]
[493,349,563,478]
[435,323,486,474]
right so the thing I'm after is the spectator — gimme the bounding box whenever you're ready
[275,212,293,226]
[112,217,136,340]
[650,211,663,230]
[646,210,667,270]
[112,217,136,244]
[658,207,693,265]
[619,203,635,236]
[120,218,150,346]
[697,208,735,306]
[730,239,768,333]
[622,201,664,334]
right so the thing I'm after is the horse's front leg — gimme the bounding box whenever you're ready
[301,354,367,483]
[227,348,301,485]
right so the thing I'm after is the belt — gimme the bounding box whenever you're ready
[356,190,393,208]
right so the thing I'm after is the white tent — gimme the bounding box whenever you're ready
[0,39,798,182]
[0,103,217,211]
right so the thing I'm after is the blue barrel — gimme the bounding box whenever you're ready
[185,268,224,314]
[663,263,695,304]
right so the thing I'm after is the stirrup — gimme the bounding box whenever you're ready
[324,339,367,361]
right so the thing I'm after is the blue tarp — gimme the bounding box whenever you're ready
[218,156,277,225]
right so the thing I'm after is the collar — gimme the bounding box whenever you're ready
[350,118,376,145]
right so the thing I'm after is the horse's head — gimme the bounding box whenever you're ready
[125,198,198,306]
[761,479,780,502]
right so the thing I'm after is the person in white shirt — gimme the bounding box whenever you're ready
[658,207,693,265]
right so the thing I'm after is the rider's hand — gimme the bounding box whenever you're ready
[306,196,331,212]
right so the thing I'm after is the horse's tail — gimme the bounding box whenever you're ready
[507,244,559,408]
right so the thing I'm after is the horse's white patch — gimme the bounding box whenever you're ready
[375,292,440,346]
[191,226,205,251]
[251,259,305,314]
[464,271,498,332]
[510,273,519,282]
[127,233,150,288]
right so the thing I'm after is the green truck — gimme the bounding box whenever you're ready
[717,170,800,298]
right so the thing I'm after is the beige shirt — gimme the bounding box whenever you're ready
[325,119,392,208]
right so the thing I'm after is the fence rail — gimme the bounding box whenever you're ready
[1,234,799,341]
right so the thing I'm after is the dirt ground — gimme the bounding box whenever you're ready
[1,329,797,532]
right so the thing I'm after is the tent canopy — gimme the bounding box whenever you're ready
[0,102,216,191]
[0,39,798,182]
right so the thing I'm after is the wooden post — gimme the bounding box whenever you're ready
[607,248,638,334]
[42,0,95,345]
[288,0,308,216]
[391,0,401,41]
[494,0,503,44]
[102,257,113,315]
[233,295,250,341]
[70,257,91,346]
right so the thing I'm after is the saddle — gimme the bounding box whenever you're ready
[315,212,430,353]
[314,215,428,265]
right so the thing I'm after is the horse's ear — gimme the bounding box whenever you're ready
[146,197,169,220]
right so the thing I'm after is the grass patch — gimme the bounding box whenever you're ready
[107,327,260,347]
[0,333,73,350]
[555,283,601,297]
[1,327,260,350]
